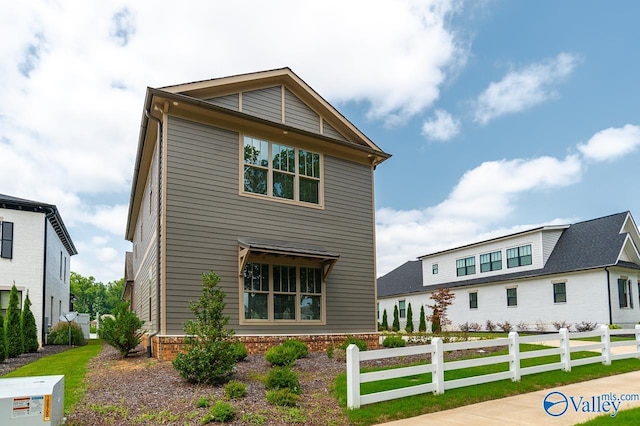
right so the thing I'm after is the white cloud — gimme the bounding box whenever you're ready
[473,52,580,125]
[577,124,640,162]
[421,109,461,141]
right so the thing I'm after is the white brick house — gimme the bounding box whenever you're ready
[378,212,640,331]
[0,194,77,347]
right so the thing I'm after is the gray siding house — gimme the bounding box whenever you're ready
[124,68,390,359]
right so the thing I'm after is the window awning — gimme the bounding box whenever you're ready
[238,237,339,280]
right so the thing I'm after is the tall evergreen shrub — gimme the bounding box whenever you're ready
[21,292,38,353]
[418,305,427,332]
[405,303,414,333]
[381,309,389,330]
[392,305,400,332]
[6,285,23,358]
[0,315,6,362]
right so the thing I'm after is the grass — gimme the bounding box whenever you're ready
[578,406,640,425]
[335,343,640,425]
[2,340,103,414]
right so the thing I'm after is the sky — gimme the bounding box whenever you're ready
[1,1,639,283]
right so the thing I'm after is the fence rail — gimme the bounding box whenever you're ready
[346,325,640,409]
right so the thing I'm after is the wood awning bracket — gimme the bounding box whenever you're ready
[238,247,250,276]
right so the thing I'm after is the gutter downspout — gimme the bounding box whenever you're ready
[41,215,48,346]
[145,108,163,358]
[605,267,613,325]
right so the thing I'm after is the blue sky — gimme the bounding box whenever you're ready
[1,1,639,283]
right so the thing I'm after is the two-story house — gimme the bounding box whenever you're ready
[124,68,390,360]
[0,194,77,347]
[378,212,640,331]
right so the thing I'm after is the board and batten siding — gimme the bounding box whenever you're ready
[163,116,376,335]
[241,86,282,123]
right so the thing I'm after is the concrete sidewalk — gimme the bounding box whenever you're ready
[378,370,640,425]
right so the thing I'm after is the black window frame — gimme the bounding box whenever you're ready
[456,256,476,277]
[618,278,633,309]
[506,287,518,307]
[1,221,14,259]
[480,251,502,272]
[469,292,478,309]
[553,282,567,303]
[506,244,532,268]
[432,263,438,275]
[399,300,406,318]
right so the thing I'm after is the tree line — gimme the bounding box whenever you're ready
[70,272,125,320]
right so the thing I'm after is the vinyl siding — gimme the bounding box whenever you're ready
[542,229,564,266]
[284,88,320,133]
[322,120,348,142]
[205,93,239,111]
[242,86,282,123]
[164,116,376,335]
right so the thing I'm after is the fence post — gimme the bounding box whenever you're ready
[559,328,571,372]
[509,331,521,381]
[432,337,444,395]
[635,324,640,358]
[600,325,611,365]
[346,344,360,409]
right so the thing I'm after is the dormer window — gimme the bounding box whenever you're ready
[506,244,532,268]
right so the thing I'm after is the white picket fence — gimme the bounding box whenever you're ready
[346,325,640,409]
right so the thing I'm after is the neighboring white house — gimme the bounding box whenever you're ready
[377,212,640,331]
[0,194,77,347]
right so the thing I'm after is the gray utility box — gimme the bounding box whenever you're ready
[0,375,64,426]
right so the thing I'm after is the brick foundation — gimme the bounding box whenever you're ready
[144,333,380,361]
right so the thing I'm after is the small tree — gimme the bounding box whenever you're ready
[381,309,389,331]
[99,301,144,357]
[405,303,414,333]
[392,305,400,332]
[21,292,38,353]
[418,305,427,332]
[173,271,236,385]
[427,288,455,335]
[0,314,5,362]
[6,284,23,358]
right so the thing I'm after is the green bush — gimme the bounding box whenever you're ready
[282,339,308,359]
[266,389,301,407]
[173,342,236,385]
[6,285,23,357]
[609,324,622,329]
[326,344,334,359]
[264,367,301,394]
[99,301,144,357]
[265,344,298,366]
[231,341,248,361]
[202,401,235,423]
[0,314,5,362]
[338,336,367,352]
[48,321,86,346]
[382,336,406,348]
[21,292,38,353]
[224,381,247,399]
[196,397,210,408]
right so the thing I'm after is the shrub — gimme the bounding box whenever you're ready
[459,322,470,332]
[48,321,86,346]
[485,320,496,332]
[264,367,301,394]
[535,319,547,333]
[265,345,298,367]
[552,320,571,331]
[224,381,247,399]
[0,314,5,362]
[21,292,38,353]
[338,336,367,352]
[382,336,406,348]
[99,301,144,357]
[173,271,237,385]
[332,348,346,362]
[202,401,235,423]
[392,305,400,332]
[282,339,308,359]
[497,321,512,333]
[575,321,598,332]
[381,308,389,331]
[196,397,210,408]
[469,322,482,332]
[326,344,334,359]
[609,324,622,330]
[516,321,529,332]
[231,341,248,362]
[6,285,23,357]
[266,389,300,407]
[418,305,427,332]
[405,303,414,333]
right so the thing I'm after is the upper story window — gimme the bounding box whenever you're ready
[506,244,532,268]
[456,256,475,276]
[1,221,14,259]
[432,264,438,275]
[480,251,502,272]
[243,136,322,205]
[618,278,633,308]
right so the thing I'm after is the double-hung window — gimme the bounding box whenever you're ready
[1,221,14,259]
[0,290,21,315]
[480,251,502,272]
[618,278,633,308]
[469,292,478,309]
[506,245,532,268]
[243,136,321,205]
[553,282,567,303]
[507,287,518,307]
[399,300,406,318]
[243,262,323,322]
[432,264,438,275]
[456,256,475,276]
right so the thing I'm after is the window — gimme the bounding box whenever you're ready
[507,288,518,306]
[59,251,63,279]
[399,300,406,318]
[243,136,322,205]
[0,290,22,315]
[456,256,475,276]
[469,292,478,309]
[553,282,566,303]
[243,262,323,322]
[432,264,438,275]
[507,245,532,268]
[480,251,502,272]
[618,278,633,308]
[1,221,14,259]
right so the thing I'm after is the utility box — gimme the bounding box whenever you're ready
[0,375,64,426]
[76,313,90,339]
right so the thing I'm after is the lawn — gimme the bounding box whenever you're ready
[2,340,103,414]
[578,406,640,425]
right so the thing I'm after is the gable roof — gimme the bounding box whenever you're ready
[0,193,77,256]
[377,261,423,297]
[378,212,639,298]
